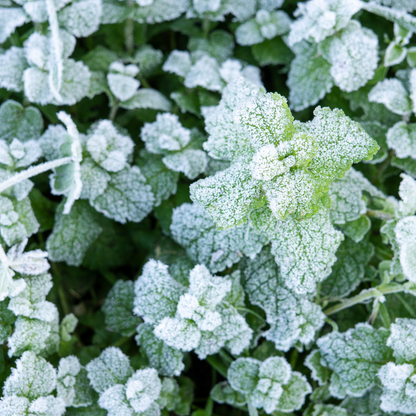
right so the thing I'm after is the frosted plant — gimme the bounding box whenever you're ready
[317,324,393,399]
[102,279,141,337]
[0,238,49,302]
[287,0,363,46]
[136,323,185,377]
[384,23,413,67]
[397,173,416,218]
[218,356,311,414]
[170,203,268,273]
[141,113,208,179]
[186,0,256,22]
[57,355,94,407]
[107,61,140,102]
[134,260,252,359]
[368,77,413,116]
[386,121,416,159]
[101,0,190,25]
[235,9,291,46]
[191,77,379,230]
[243,248,325,351]
[320,237,374,298]
[0,351,65,416]
[86,346,186,415]
[395,216,416,283]
[328,168,384,225]
[318,21,379,93]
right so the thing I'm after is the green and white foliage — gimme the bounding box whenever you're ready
[243,248,325,351]
[287,0,379,109]
[328,168,384,225]
[141,113,208,179]
[317,324,393,399]
[235,9,291,46]
[0,351,65,416]
[107,61,140,103]
[0,238,49,303]
[220,356,311,414]
[386,121,416,159]
[86,346,181,416]
[170,203,268,273]
[186,0,256,22]
[288,0,363,46]
[57,356,94,408]
[102,279,141,337]
[134,260,252,358]
[136,323,185,377]
[384,23,413,67]
[395,216,416,283]
[191,77,379,230]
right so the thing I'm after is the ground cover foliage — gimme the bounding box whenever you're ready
[3,0,416,415]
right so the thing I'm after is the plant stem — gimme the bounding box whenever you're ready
[124,0,135,53]
[0,157,72,195]
[203,18,210,38]
[51,262,70,316]
[324,283,407,316]
[236,307,265,323]
[206,355,228,378]
[247,403,258,416]
[366,210,394,221]
[109,101,120,121]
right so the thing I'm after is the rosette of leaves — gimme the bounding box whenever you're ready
[0,30,91,105]
[0,351,66,416]
[0,101,43,246]
[191,77,379,231]
[211,356,311,415]
[86,346,190,415]
[43,119,155,266]
[287,0,379,111]
[134,259,252,359]
[140,112,208,181]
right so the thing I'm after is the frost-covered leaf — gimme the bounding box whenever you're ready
[133,0,190,24]
[79,158,110,201]
[288,0,363,46]
[86,347,133,394]
[321,237,374,298]
[211,381,246,407]
[305,350,331,386]
[0,7,27,43]
[163,50,192,77]
[317,324,393,399]
[287,43,333,112]
[3,351,57,399]
[59,313,77,342]
[235,10,291,46]
[397,173,416,217]
[319,21,378,93]
[91,166,154,224]
[184,55,224,92]
[267,208,343,295]
[386,318,416,363]
[102,279,141,337]
[170,203,268,273]
[86,120,134,173]
[134,259,185,325]
[119,88,172,111]
[275,372,311,412]
[387,121,416,159]
[0,196,40,246]
[107,61,140,102]
[47,201,102,267]
[134,45,163,77]
[228,357,261,395]
[0,100,43,143]
[368,78,412,116]
[57,356,94,407]
[243,247,325,351]
[329,168,384,225]
[137,152,179,207]
[58,0,102,37]
[378,362,416,414]
[162,149,207,180]
[136,323,184,377]
[0,47,27,92]
[395,216,416,283]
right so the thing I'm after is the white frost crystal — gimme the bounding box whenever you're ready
[395,216,416,283]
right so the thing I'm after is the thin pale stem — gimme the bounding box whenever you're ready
[109,101,120,121]
[325,283,407,316]
[247,403,259,416]
[124,0,135,53]
[0,157,72,194]
[0,244,7,264]
[366,210,395,221]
